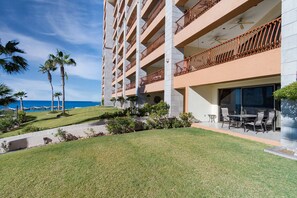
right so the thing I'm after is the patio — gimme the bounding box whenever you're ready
[193,121,281,146]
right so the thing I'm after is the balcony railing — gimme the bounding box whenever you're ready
[118,56,123,63]
[141,0,165,33]
[126,59,136,72]
[127,34,136,52]
[142,0,148,8]
[127,15,137,35]
[141,33,165,60]
[176,0,221,34]
[126,82,136,90]
[112,76,116,82]
[118,87,123,93]
[118,70,123,78]
[112,65,116,71]
[175,18,282,76]
[140,69,164,85]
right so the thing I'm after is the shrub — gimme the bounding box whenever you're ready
[106,117,135,134]
[17,110,27,123]
[0,116,17,133]
[172,118,184,128]
[22,125,47,133]
[138,103,152,116]
[179,112,194,127]
[151,101,170,117]
[117,96,126,107]
[84,128,105,138]
[101,98,104,106]
[55,128,78,142]
[99,110,126,120]
[274,82,297,101]
[0,141,9,152]
[110,97,116,106]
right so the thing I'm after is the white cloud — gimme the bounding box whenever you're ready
[0,27,61,62]
[67,54,101,81]
[2,76,99,101]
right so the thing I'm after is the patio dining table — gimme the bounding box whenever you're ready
[227,114,257,129]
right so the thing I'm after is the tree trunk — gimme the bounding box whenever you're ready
[48,72,54,112]
[61,66,65,114]
[58,97,60,111]
[50,83,54,112]
[20,98,23,111]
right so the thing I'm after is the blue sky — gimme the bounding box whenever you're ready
[0,0,103,101]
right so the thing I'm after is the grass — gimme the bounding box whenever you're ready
[0,128,297,197]
[0,106,116,138]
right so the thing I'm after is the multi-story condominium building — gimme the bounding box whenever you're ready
[102,0,297,150]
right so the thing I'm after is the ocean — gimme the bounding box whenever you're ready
[1,100,101,112]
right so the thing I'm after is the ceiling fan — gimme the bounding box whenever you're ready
[209,36,227,45]
[230,18,254,30]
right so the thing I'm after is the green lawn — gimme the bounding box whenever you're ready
[0,128,296,197]
[0,106,116,138]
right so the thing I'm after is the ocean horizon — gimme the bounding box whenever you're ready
[1,100,101,112]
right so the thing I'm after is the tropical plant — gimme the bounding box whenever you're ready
[106,117,136,134]
[50,50,76,115]
[126,96,138,107]
[274,82,297,101]
[39,59,57,111]
[117,96,126,108]
[54,92,62,111]
[0,40,28,74]
[110,97,116,106]
[0,83,16,106]
[14,91,27,111]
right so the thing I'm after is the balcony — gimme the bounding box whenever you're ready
[112,89,115,94]
[126,82,136,90]
[127,34,136,53]
[141,0,165,34]
[126,59,136,72]
[118,70,123,78]
[141,33,165,60]
[142,0,148,8]
[175,18,281,76]
[127,15,137,35]
[140,69,164,86]
[176,0,221,34]
[117,87,123,93]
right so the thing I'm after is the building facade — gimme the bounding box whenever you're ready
[102,0,297,149]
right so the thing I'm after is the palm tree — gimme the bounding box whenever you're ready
[54,92,62,111]
[39,59,57,112]
[0,40,28,74]
[0,84,16,106]
[14,91,27,111]
[50,50,76,115]
[0,39,28,107]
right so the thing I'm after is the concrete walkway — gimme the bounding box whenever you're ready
[0,121,108,153]
[193,122,281,146]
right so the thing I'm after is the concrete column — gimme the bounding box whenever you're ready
[281,0,297,150]
[102,1,114,106]
[164,0,184,117]
[136,0,147,105]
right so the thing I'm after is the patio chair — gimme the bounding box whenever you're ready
[244,111,265,133]
[263,111,275,132]
[221,108,230,128]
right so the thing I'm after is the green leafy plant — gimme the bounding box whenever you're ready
[17,110,27,124]
[101,98,104,106]
[55,128,78,142]
[0,116,17,133]
[179,112,195,127]
[22,125,47,133]
[117,96,126,108]
[106,117,135,134]
[110,97,116,106]
[274,82,297,101]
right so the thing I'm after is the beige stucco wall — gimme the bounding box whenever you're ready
[187,76,280,122]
